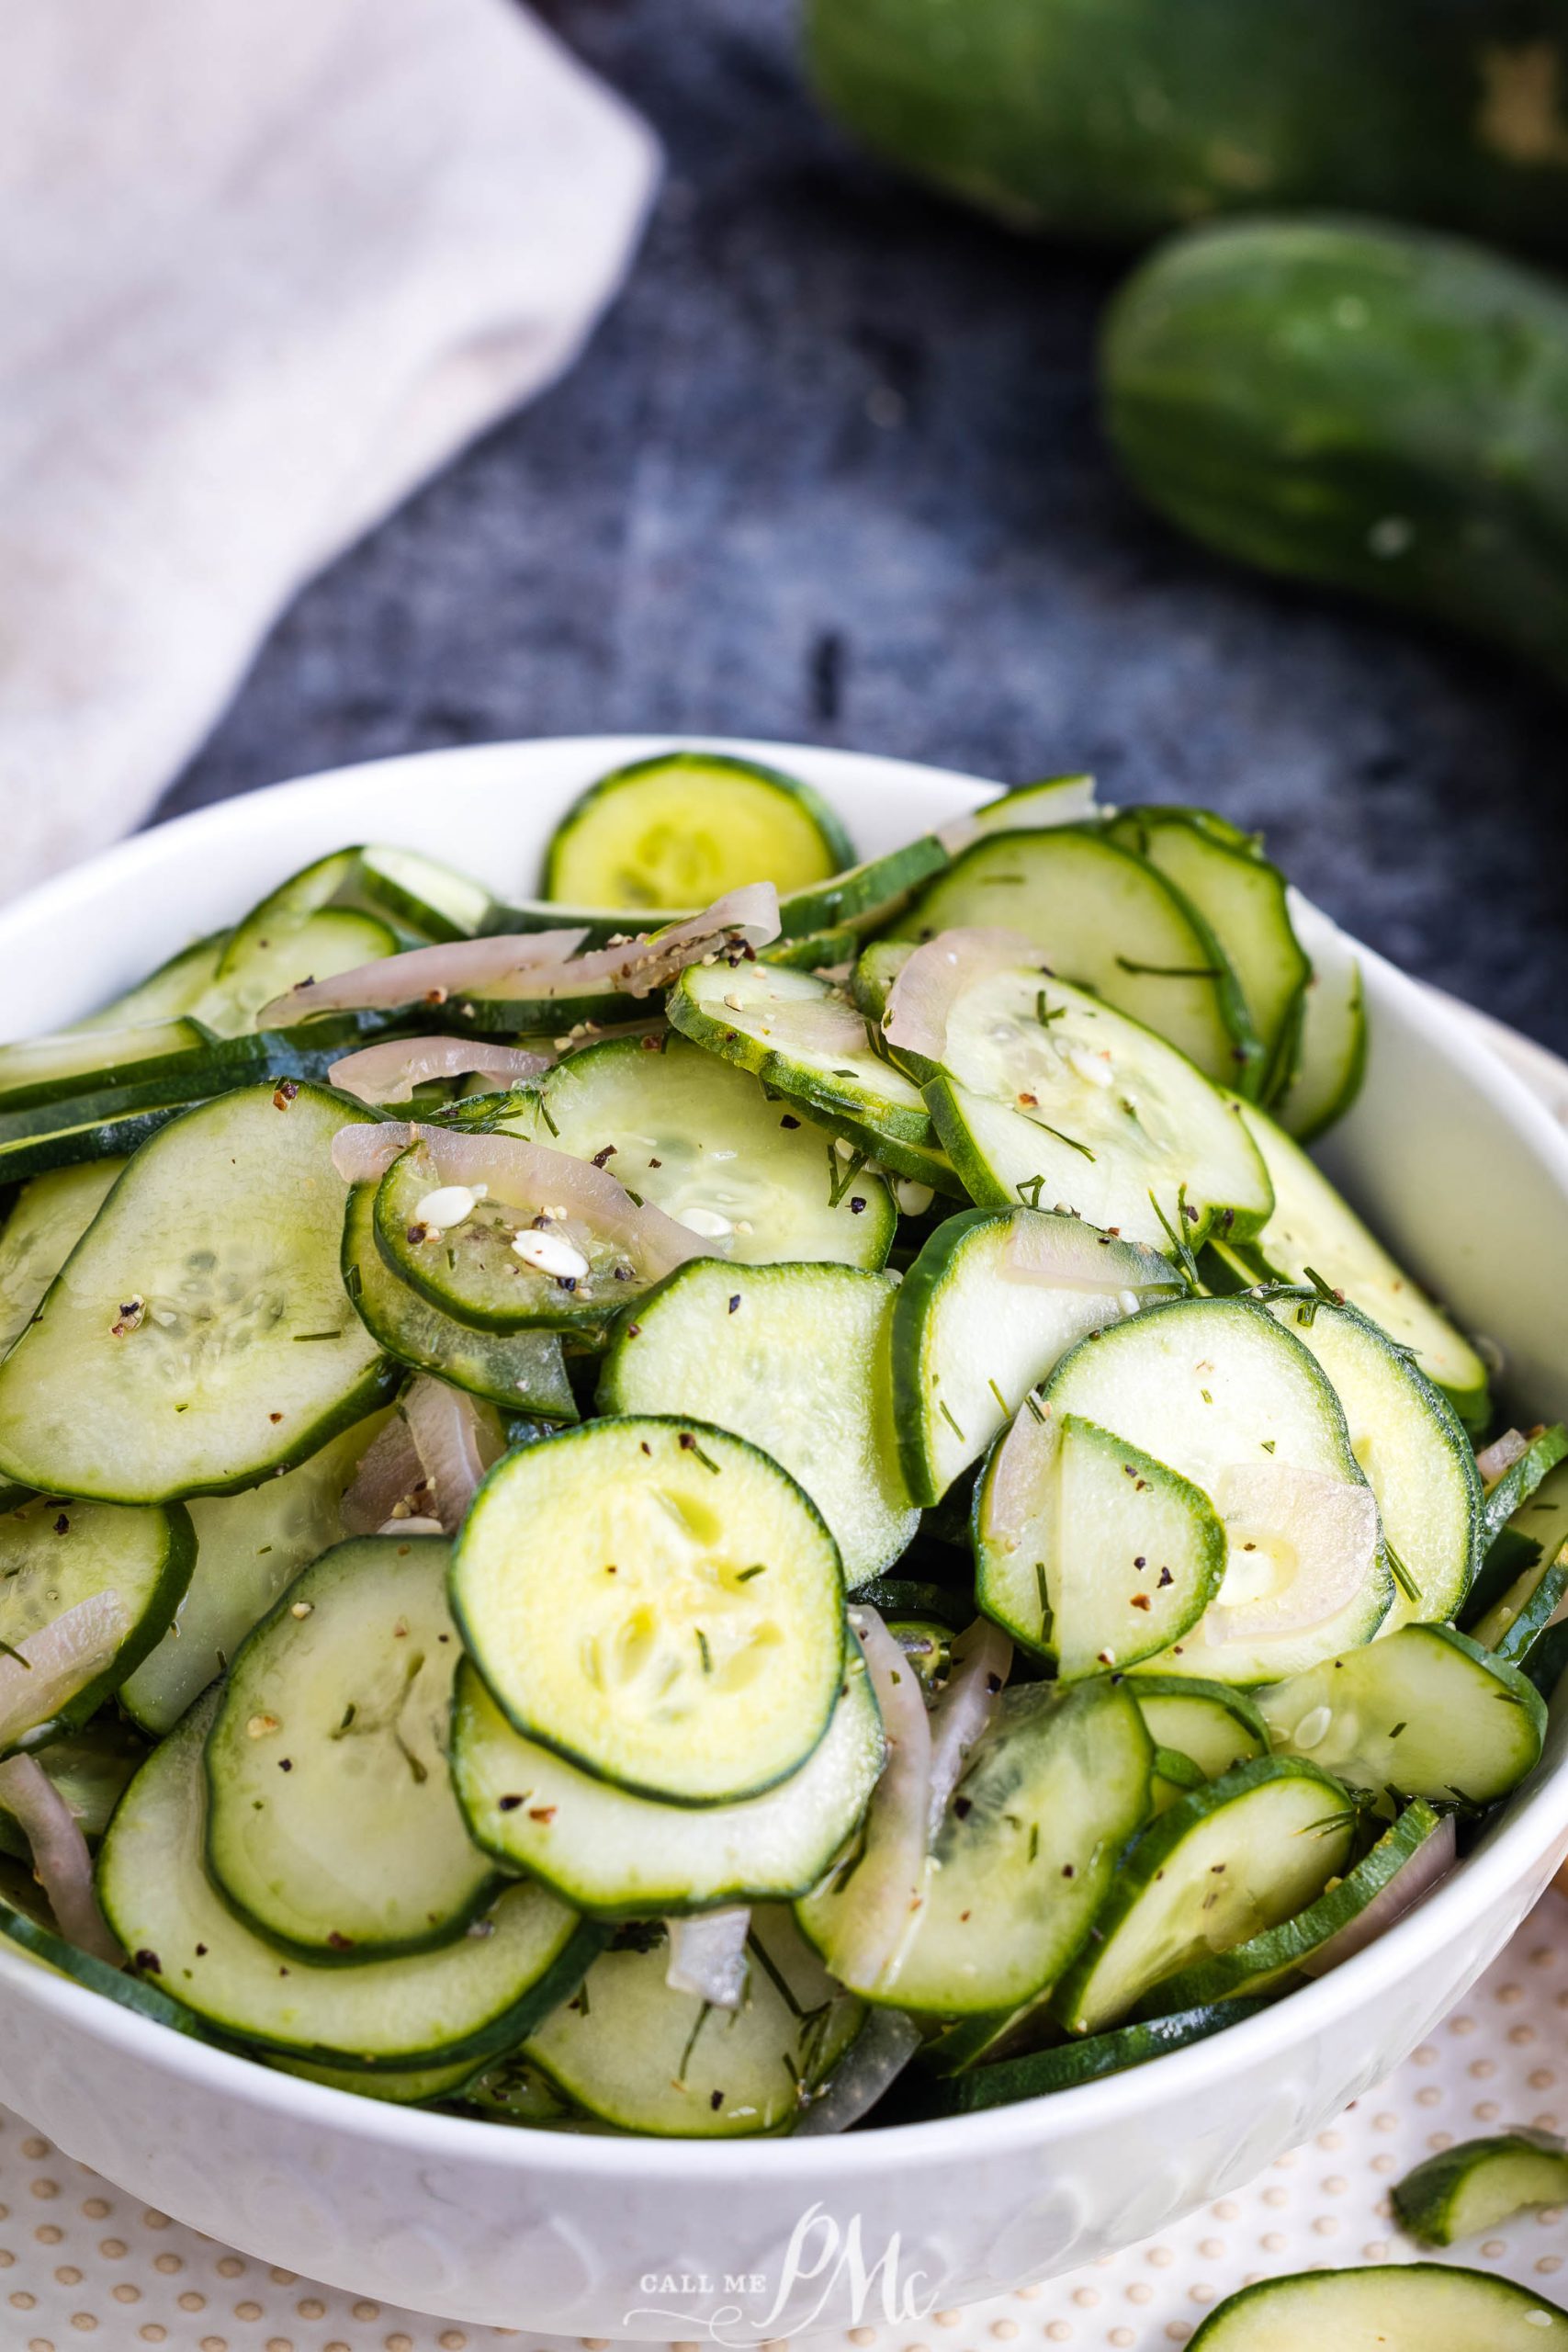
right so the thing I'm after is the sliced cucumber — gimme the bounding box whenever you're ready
[452,1416,847,1806]
[0,1097,191,1186]
[73,933,227,1034]
[0,1020,212,1114]
[757,924,862,973]
[0,1084,397,1502]
[1257,1623,1547,1806]
[1134,1799,1444,2015]
[542,752,852,910]
[119,1410,389,1736]
[1032,1295,1388,1683]
[1106,808,1309,1097]
[1482,1424,1568,1552]
[1052,1755,1355,2036]
[1472,1545,1568,1665]
[669,960,959,1193]
[200,908,399,1037]
[532,1032,895,1270]
[1236,1099,1490,1428]
[896,827,1254,1086]
[891,1206,1181,1505]
[0,1158,123,1356]
[972,775,1099,832]
[1186,2265,1568,2348]
[354,845,494,942]
[926,964,1272,1250]
[797,1676,1151,2014]
[342,1184,576,1418]
[268,2050,481,2107]
[0,1716,147,1859]
[1132,1677,1269,1811]
[918,1997,1272,2116]
[1393,2130,1568,2247]
[1272,913,1366,1141]
[461,2051,582,2125]
[1264,1295,1482,1630]
[776,835,953,940]
[1472,1456,1568,1619]
[97,1692,600,2069]
[599,1258,919,1581]
[0,1495,194,1739]
[525,1908,863,2138]
[452,1652,883,1916]
[204,1537,497,1961]
[0,1883,213,2042]
[976,1408,1226,1677]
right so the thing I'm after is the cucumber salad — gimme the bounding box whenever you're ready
[0,747,1556,2148]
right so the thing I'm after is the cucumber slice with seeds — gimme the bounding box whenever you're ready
[119,1409,392,1737]
[1263,1294,1482,1630]
[542,752,852,910]
[0,1496,194,1742]
[891,1206,1182,1505]
[342,1184,577,1419]
[1035,1295,1388,1684]
[0,1159,123,1357]
[531,1032,895,1270]
[1131,1677,1268,1811]
[1134,1798,1444,2015]
[527,1909,864,2139]
[0,1084,398,1503]
[204,1536,498,1962]
[896,827,1255,1087]
[98,1690,600,2070]
[925,963,1272,1250]
[670,960,960,1193]
[1257,1623,1546,1805]
[452,1651,883,1917]
[598,1259,919,1582]
[982,1410,1227,1677]
[1236,1098,1489,1428]
[452,1416,847,1806]
[797,1675,1152,2013]
[1392,2130,1568,2246]
[1052,1755,1355,2036]
[1186,2265,1568,2348]
[199,908,400,1037]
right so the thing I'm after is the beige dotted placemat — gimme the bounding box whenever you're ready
[1,1896,1565,2352]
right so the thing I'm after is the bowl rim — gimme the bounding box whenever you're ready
[2,730,1566,2181]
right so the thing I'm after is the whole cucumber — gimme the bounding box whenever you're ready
[807,0,1568,252]
[1100,217,1568,686]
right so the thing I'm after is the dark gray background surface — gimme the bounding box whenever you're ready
[155,0,1568,1047]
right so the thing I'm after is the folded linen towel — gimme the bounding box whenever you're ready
[0,0,658,899]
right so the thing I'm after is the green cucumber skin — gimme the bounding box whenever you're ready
[1392,2130,1568,2245]
[891,1206,997,1504]
[914,1996,1276,2118]
[1104,217,1568,687]
[807,1,1568,254]
[541,752,856,901]
[1187,2265,1568,2346]
[1483,1425,1568,1551]
[0,1892,218,2044]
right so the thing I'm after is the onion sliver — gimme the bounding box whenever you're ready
[328,1037,550,1104]
[825,1608,933,1996]
[664,1908,752,2010]
[340,1414,427,1537]
[1475,1428,1531,1485]
[1300,1815,1457,1978]
[258,929,589,1027]
[0,1753,121,1962]
[331,1124,703,1280]
[0,1591,132,1755]
[1002,1211,1180,1296]
[792,2007,922,2135]
[1204,1463,1380,1644]
[487,883,781,1005]
[884,928,1045,1064]
[926,1618,1013,1843]
[402,1376,497,1532]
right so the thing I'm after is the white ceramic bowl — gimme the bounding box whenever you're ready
[1,736,1566,2342]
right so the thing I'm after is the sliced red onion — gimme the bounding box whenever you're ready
[824,1609,933,1997]
[884,928,1046,1064]
[1300,1815,1456,1978]
[257,929,590,1027]
[1204,1464,1380,1644]
[664,1908,752,2010]
[0,1753,121,1963]
[1002,1212,1180,1296]
[1476,1428,1531,1485]
[792,2007,923,2135]
[376,1515,446,1537]
[328,1036,551,1104]
[402,1376,498,1533]
[983,1401,1059,1550]
[0,1590,132,1755]
[340,1414,427,1536]
[934,813,982,855]
[926,1618,1013,1842]
[492,883,781,1005]
[331,1124,703,1279]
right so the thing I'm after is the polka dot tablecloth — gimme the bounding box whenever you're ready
[2,1896,1566,2352]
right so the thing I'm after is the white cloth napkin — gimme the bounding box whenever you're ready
[0,0,659,901]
